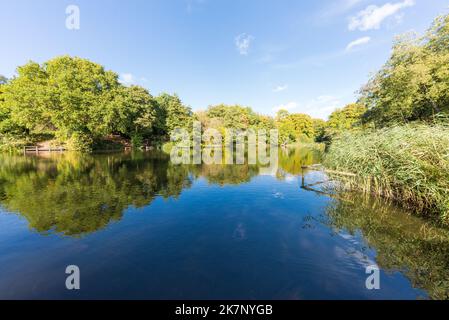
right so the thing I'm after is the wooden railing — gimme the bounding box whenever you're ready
[24,146,65,154]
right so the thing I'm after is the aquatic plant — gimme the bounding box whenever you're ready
[324,124,449,224]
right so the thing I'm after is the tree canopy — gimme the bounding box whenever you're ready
[0,56,193,150]
[360,14,449,126]
[156,93,193,134]
[275,110,317,144]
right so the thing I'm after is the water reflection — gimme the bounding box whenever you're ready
[0,149,448,299]
[325,194,449,300]
[0,149,319,236]
[0,152,184,236]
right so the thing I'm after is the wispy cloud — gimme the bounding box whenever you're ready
[119,73,136,86]
[235,33,255,55]
[272,101,298,113]
[272,96,344,120]
[273,85,288,93]
[349,0,415,31]
[119,73,149,86]
[304,95,343,120]
[346,36,371,51]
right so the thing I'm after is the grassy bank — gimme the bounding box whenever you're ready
[324,124,449,224]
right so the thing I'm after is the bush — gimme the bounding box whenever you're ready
[0,134,31,153]
[324,124,449,224]
[66,132,94,152]
[131,134,143,148]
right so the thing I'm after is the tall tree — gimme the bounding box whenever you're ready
[107,85,158,138]
[276,112,315,144]
[327,103,367,131]
[156,93,193,135]
[1,56,121,146]
[360,14,449,126]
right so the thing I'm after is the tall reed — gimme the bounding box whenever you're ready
[324,124,449,224]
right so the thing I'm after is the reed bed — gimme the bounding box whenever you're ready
[324,124,449,224]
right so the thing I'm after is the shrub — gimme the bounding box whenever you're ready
[66,132,94,152]
[131,134,143,148]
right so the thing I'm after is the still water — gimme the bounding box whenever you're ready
[0,149,448,300]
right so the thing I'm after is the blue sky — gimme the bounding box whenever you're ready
[0,0,447,119]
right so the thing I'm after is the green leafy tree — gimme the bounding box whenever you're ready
[0,56,163,150]
[312,118,326,142]
[276,110,315,144]
[206,104,260,131]
[275,109,289,122]
[0,75,7,85]
[361,14,449,126]
[1,56,121,149]
[107,85,158,138]
[327,103,367,131]
[322,103,367,143]
[156,93,193,135]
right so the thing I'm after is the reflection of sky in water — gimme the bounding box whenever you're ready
[0,152,443,299]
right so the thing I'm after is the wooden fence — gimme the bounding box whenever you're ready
[24,146,65,154]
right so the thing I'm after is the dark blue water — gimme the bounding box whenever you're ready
[0,151,448,299]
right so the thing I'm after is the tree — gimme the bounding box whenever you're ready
[0,75,7,85]
[312,118,326,142]
[360,14,449,126]
[276,111,315,144]
[276,109,289,122]
[327,103,366,131]
[0,56,165,150]
[156,93,193,135]
[206,104,260,131]
[1,56,122,149]
[321,103,367,143]
[107,85,158,138]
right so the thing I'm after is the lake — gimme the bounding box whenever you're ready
[0,149,448,300]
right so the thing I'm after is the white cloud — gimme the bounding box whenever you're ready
[119,73,136,86]
[272,96,343,119]
[349,0,415,31]
[273,85,288,93]
[305,96,343,120]
[235,33,255,55]
[346,36,371,51]
[272,101,298,113]
[119,74,150,86]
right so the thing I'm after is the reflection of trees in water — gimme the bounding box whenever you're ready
[325,194,449,300]
[0,148,321,237]
[0,152,190,237]
[2,150,448,299]
[191,164,260,186]
[278,147,322,176]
